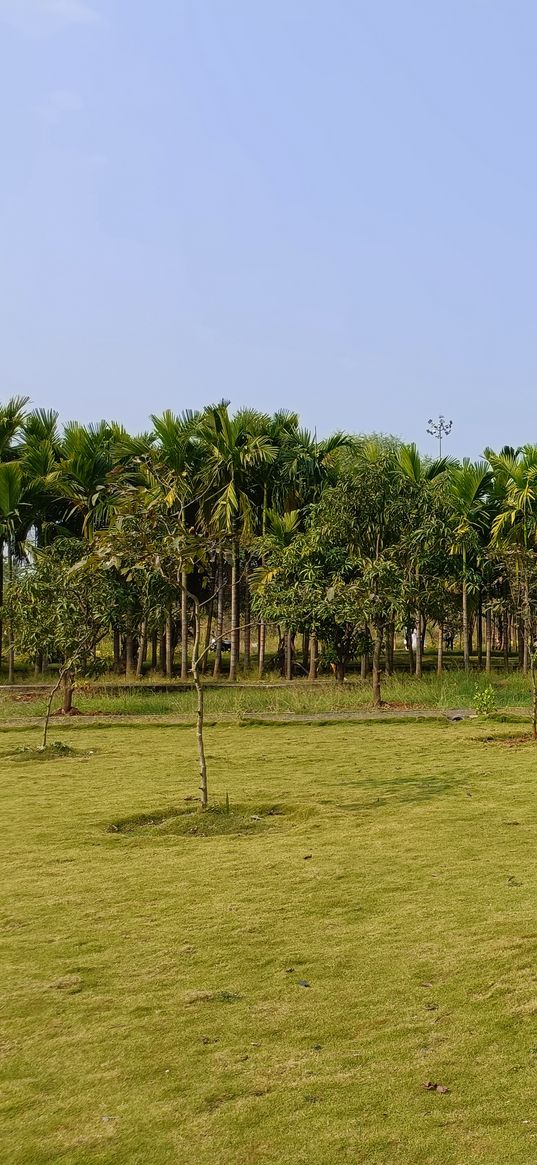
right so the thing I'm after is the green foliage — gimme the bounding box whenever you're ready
[473,683,497,716]
[3,538,112,671]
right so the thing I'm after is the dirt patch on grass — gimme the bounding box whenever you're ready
[107,803,286,838]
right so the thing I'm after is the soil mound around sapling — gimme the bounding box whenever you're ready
[107,803,287,838]
[3,741,95,762]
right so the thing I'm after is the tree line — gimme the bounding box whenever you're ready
[2,394,537,712]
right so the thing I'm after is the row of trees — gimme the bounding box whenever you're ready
[3,396,537,708]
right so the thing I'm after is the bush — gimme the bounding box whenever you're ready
[473,683,497,716]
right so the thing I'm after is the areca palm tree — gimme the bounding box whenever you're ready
[488,445,537,675]
[198,404,277,681]
[149,410,202,678]
[449,460,493,672]
[0,462,27,679]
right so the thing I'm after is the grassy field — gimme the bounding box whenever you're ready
[0,667,536,723]
[2,716,537,1163]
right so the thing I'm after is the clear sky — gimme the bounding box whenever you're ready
[1,1,536,457]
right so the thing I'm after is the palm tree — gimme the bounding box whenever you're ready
[397,443,452,676]
[149,410,202,679]
[0,462,26,680]
[198,404,277,681]
[488,445,537,675]
[56,421,118,540]
[449,460,493,672]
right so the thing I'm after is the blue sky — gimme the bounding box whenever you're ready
[1,1,536,456]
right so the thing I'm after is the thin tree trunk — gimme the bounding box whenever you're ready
[531,650,537,740]
[7,539,14,685]
[191,596,208,808]
[477,594,483,669]
[125,633,135,677]
[285,629,293,681]
[136,620,147,678]
[243,570,251,671]
[437,622,444,675]
[485,608,492,674]
[0,535,3,671]
[372,628,383,708]
[335,660,345,683]
[503,612,510,672]
[415,611,422,679]
[42,667,67,749]
[113,628,121,673]
[308,632,318,681]
[302,631,310,671]
[160,627,167,676]
[151,629,158,670]
[258,620,266,679]
[229,540,239,682]
[213,553,224,678]
[166,606,173,680]
[462,548,469,673]
[180,572,189,680]
[385,622,394,675]
[62,668,74,713]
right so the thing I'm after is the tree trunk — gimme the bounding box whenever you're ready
[503,613,510,672]
[285,630,293,681]
[113,628,121,673]
[437,622,444,675]
[242,571,251,672]
[335,660,345,684]
[42,668,66,749]
[166,606,173,680]
[308,632,318,681]
[415,611,422,679]
[62,669,74,713]
[213,554,224,678]
[385,622,394,675]
[0,535,4,672]
[485,608,492,674]
[229,540,239,682]
[191,596,208,808]
[151,629,158,670]
[180,572,189,680]
[258,620,266,679]
[125,633,135,677]
[7,539,14,685]
[462,548,469,673]
[477,594,483,669]
[302,631,310,671]
[372,629,383,708]
[136,620,147,678]
[160,627,167,676]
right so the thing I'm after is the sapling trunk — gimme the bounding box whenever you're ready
[190,595,208,808]
[43,667,68,749]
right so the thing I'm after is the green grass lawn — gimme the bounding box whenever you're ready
[2,718,537,1163]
